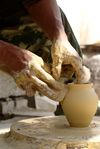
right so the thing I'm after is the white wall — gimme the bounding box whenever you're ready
[0,70,25,98]
[57,0,100,45]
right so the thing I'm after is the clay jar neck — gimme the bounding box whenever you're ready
[66,83,93,92]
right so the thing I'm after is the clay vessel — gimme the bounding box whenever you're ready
[61,83,99,127]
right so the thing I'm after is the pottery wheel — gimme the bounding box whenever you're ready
[10,116,100,149]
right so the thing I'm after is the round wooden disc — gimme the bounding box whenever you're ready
[11,116,100,148]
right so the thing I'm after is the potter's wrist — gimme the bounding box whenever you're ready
[51,28,68,41]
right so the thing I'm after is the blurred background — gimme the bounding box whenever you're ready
[58,0,100,45]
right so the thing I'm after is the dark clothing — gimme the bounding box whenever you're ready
[0,1,25,28]
[0,0,40,29]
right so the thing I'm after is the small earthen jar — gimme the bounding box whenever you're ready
[61,83,99,127]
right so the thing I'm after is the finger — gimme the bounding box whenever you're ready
[77,66,91,83]
[30,75,66,102]
[30,64,63,90]
[14,73,36,97]
[52,57,63,80]
[13,67,66,101]
[67,55,85,83]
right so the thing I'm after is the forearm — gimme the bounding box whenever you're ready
[25,0,66,40]
[0,40,32,72]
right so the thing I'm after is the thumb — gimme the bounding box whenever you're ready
[52,59,62,80]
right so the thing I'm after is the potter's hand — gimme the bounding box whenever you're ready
[51,40,91,83]
[14,51,67,101]
[0,40,66,101]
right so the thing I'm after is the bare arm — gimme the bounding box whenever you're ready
[25,0,67,41]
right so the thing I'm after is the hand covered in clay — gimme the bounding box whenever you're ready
[0,40,67,101]
[51,40,91,83]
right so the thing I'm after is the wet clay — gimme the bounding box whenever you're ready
[61,83,99,127]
